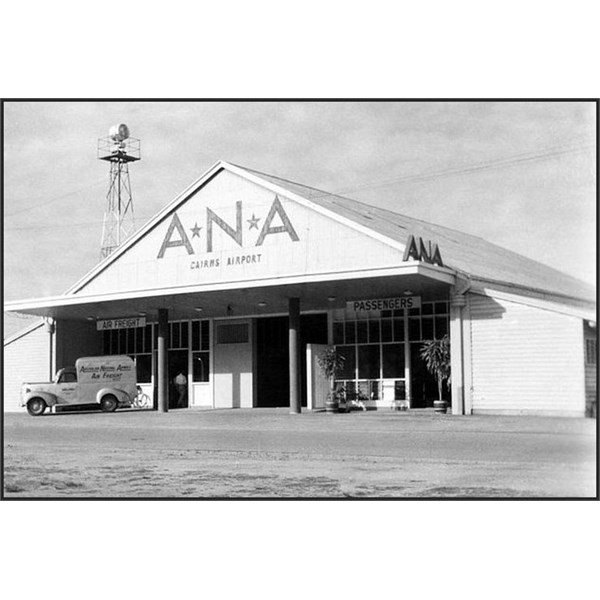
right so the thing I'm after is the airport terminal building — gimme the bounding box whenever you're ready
[4,161,597,416]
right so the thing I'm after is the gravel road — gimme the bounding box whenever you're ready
[3,408,596,498]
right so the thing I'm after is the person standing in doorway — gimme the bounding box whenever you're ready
[174,371,187,408]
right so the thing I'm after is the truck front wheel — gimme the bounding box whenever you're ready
[27,398,47,416]
[100,395,118,413]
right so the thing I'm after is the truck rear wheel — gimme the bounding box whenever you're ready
[100,395,118,413]
[27,397,47,416]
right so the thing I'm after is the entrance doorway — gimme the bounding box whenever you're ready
[256,314,328,407]
[409,343,450,408]
[168,349,189,409]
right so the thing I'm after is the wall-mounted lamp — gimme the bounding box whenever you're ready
[327,296,336,302]
[194,307,203,313]
[86,316,95,321]
[403,290,414,296]
[257,302,268,308]
[226,305,234,316]
[138,311,147,317]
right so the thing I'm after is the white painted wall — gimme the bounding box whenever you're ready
[469,293,585,416]
[213,320,253,408]
[4,323,51,412]
[76,170,405,296]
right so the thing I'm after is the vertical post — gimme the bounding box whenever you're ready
[403,307,411,407]
[45,318,55,381]
[157,308,169,413]
[289,297,301,414]
[450,292,466,415]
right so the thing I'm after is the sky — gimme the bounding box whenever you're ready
[3,100,596,314]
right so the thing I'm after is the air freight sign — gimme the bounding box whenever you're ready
[346,296,421,313]
[96,317,146,331]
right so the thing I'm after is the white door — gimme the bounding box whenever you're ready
[307,344,331,410]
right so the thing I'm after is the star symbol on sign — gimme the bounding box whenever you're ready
[190,223,202,238]
[247,214,261,230]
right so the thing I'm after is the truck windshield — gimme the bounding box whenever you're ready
[58,372,77,384]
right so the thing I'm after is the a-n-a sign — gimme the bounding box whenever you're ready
[402,235,444,267]
[157,195,299,258]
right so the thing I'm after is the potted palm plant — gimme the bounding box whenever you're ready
[420,334,451,413]
[316,347,346,413]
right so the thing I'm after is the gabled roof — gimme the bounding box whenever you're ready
[62,160,594,305]
[235,164,596,304]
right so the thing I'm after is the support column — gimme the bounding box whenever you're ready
[403,307,411,407]
[450,292,466,415]
[289,297,301,414]
[157,308,169,413]
[45,318,55,381]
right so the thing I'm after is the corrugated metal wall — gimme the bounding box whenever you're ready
[3,323,51,412]
[469,293,585,415]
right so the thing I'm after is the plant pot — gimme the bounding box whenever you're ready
[325,399,339,413]
[433,400,448,414]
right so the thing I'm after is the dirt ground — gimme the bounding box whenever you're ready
[2,408,597,498]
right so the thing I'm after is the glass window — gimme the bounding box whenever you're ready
[368,320,380,343]
[192,321,209,351]
[59,371,77,383]
[435,302,449,315]
[381,319,392,342]
[333,322,344,344]
[135,328,145,354]
[118,329,127,354]
[393,317,404,341]
[337,346,356,380]
[422,302,434,315]
[356,321,368,344]
[382,343,405,378]
[192,320,200,351]
[135,355,152,383]
[144,324,153,353]
[408,307,420,316]
[435,316,448,339]
[201,321,209,350]
[422,317,434,340]
[193,351,210,382]
[103,330,111,355]
[358,345,380,379]
[409,318,421,341]
[171,322,180,349]
[345,321,356,344]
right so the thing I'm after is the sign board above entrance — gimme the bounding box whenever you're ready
[96,317,146,331]
[346,297,421,313]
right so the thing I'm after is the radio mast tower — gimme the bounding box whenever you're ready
[98,124,141,260]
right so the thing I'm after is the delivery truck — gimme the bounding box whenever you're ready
[20,355,138,416]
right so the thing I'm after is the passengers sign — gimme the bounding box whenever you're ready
[346,296,421,313]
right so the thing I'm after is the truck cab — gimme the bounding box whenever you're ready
[21,355,138,416]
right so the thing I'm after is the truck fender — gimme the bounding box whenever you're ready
[95,387,131,406]
[23,391,58,408]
